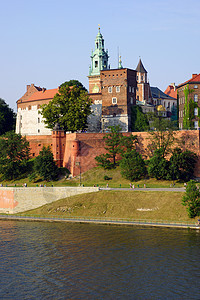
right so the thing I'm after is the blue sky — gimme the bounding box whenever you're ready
[1,0,200,110]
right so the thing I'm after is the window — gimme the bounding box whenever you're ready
[194,107,198,116]
[194,121,198,129]
[194,94,198,102]
[38,118,40,123]
[132,87,134,93]
[116,86,120,92]
[194,85,198,89]
[130,97,133,104]
[108,87,112,93]
[141,76,143,81]
[129,86,131,92]
[96,42,98,49]
[137,76,138,81]
[38,129,40,133]
[112,97,117,104]
[95,61,98,68]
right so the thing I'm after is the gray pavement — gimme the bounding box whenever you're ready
[100,187,186,192]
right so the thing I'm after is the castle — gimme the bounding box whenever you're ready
[15,27,189,177]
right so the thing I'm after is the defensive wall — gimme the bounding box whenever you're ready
[26,130,200,177]
[0,187,99,214]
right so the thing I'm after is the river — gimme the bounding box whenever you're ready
[0,220,200,299]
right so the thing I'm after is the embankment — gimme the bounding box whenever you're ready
[0,187,99,214]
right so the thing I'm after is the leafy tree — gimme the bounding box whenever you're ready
[147,113,177,158]
[182,180,200,218]
[60,80,87,92]
[33,146,58,181]
[0,98,16,135]
[183,84,195,129]
[0,132,30,180]
[41,85,92,132]
[168,148,197,181]
[147,148,169,180]
[131,105,149,132]
[120,149,147,181]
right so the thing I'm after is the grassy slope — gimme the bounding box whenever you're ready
[18,190,195,224]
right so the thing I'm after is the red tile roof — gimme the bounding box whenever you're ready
[25,88,59,102]
[164,85,177,99]
[178,74,200,87]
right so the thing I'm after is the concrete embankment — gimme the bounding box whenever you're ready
[0,215,198,230]
[0,187,99,214]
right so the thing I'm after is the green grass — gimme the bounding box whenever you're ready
[16,190,197,224]
[0,166,185,188]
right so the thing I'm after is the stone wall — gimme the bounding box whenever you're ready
[0,187,99,214]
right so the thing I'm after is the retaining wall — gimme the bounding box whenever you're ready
[0,187,99,214]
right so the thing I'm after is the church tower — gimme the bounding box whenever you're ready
[136,58,152,104]
[88,26,109,94]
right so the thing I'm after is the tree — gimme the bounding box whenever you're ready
[147,148,169,180]
[120,149,147,181]
[41,85,92,132]
[147,113,177,158]
[95,126,139,169]
[182,180,200,218]
[131,105,149,132]
[60,80,87,92]
[95,125,123,168]
[33,146,58,181]
[0,132,30,180]
[0,98,16,135]
[168,148,197,181]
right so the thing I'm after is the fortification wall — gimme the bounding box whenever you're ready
[0,187,99,214]
[63,130,200,177]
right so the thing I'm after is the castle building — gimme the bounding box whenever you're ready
[177,74,200,129]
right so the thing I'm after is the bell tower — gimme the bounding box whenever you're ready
[88,26,109,94]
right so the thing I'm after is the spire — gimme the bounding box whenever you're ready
[136,58,147,73]
[118,55,123,69]
[89,26,109,76]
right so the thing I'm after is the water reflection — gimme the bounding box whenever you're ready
[0,221,200,299]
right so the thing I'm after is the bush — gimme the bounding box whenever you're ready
[104,175,112,181]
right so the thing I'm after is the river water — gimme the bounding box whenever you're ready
[0,221,200,299]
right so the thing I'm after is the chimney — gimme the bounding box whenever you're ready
[170,83,176,91]
[27,85,30,91]
[42,88,46,93]
[192,74,197,79]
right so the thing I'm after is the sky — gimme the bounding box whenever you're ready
[1,0,200,111]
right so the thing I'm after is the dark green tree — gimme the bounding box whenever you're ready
[182,180,200,218]
[147,148,169,180]
[0,132,30,180]
[95,125,123,168]
[131,105,149,132]
[60,80,87,92]
[120,149,147,181]
[33,146,58,181]
[41,85,91,132]
[168,148,197,181]
[0,98,16,135]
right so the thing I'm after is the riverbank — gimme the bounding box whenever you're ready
[0,214,198,230]
[10,189,198,225]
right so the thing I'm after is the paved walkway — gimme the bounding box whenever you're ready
[100,187,186,192]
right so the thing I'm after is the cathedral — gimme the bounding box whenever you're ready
[16,27,155,135]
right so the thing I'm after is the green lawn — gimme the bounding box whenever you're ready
[0,166,186,188]
[17,190,196,224]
